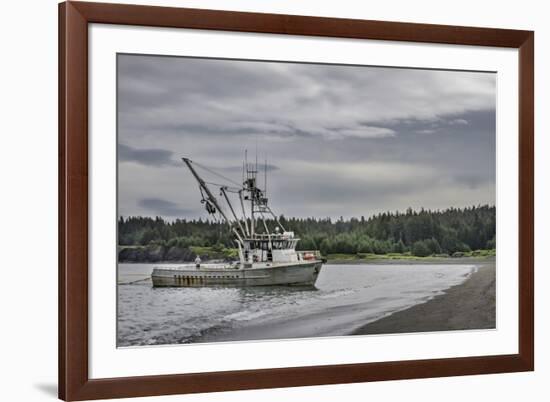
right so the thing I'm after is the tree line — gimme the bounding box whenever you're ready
[118,205,495,257]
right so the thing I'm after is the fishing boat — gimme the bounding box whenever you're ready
[151,154,325,287]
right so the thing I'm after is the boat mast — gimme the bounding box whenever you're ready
[238,190,250,236]
[245,150,257,237]
[183,153,286,241]
[181,157,231,227]
[249,164,255,237]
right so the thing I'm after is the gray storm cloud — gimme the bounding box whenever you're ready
[117,54,496,220]
[118,144,179,167]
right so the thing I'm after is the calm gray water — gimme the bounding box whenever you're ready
[117,263,475,346]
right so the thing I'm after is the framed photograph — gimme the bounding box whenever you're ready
[59,1,534,400]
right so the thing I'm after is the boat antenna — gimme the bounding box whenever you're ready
[264,158,267,195]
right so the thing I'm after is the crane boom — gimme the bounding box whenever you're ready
[182,157,231,226]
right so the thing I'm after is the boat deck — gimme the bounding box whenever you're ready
[153,260,318,272]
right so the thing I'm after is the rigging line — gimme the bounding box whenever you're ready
[222,188,241,194]
[259,211,271,238]
[120,277,152,285]
[266,206,286,232]
[202,181,241,192]
[192,161,242,187]
[220,187,246,238]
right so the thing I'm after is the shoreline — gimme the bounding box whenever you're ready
[351,262,495,335]
[326,256,495,265]
[119,256,496,265]
[118,243,495,265]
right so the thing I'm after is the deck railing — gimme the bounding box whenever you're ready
[155,263,238,270]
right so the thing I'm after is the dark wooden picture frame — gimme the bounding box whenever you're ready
[59,1,534,400]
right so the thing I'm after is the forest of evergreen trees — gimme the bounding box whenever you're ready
[118,205,495,257]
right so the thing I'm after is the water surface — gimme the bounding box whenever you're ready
[117,263,475,346]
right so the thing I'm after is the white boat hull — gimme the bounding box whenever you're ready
[151,261,323,287]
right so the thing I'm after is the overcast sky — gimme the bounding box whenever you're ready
[117,54,496,220]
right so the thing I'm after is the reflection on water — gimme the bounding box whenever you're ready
[117,263,475,346]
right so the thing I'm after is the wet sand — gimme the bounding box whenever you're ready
[352,262,495,335]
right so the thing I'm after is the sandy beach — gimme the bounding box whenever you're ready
[352,261,495,335]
